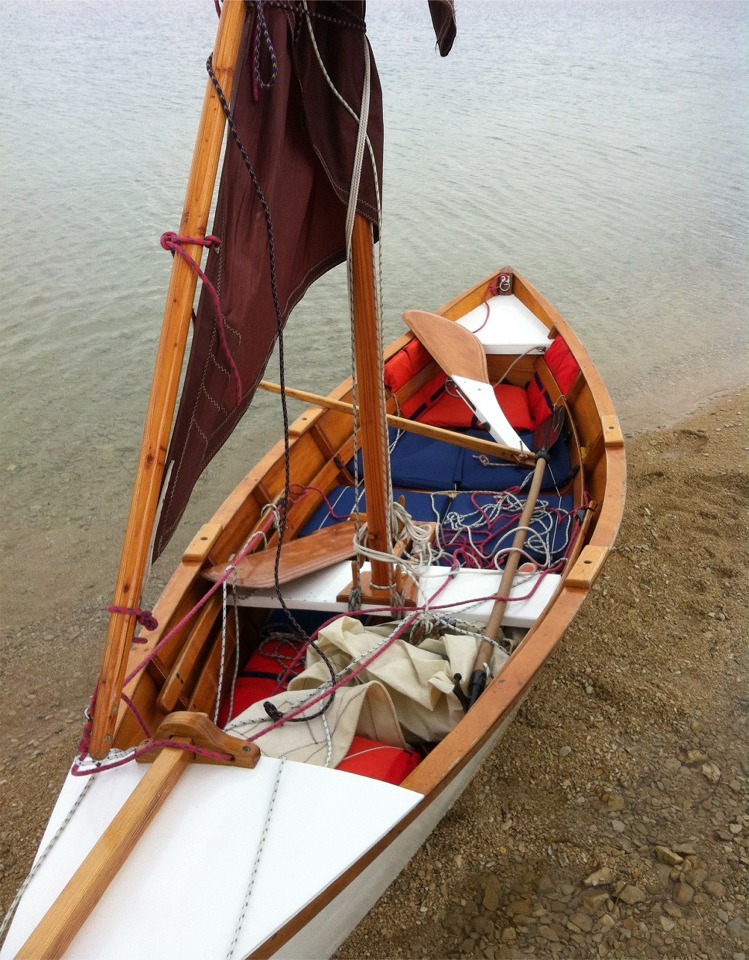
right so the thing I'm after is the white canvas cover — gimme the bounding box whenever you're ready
[288,617,508,743]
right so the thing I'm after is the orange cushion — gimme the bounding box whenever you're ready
[337,735,420,785]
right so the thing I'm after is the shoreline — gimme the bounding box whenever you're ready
[1,387,747,958]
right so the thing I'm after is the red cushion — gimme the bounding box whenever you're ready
[383,338,432,394]
[413,380,534,432]
[546,337,580,394]
[217,640,304,727]
[337,736,420,785]
[527,338,580,426]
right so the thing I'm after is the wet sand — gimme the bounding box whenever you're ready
[1,388,747,958]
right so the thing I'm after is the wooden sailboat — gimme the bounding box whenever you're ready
[0,3,625,959]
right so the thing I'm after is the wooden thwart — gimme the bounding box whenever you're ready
[204,520,360,590]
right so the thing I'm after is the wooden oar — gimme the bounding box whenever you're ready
[88,0,248,759]
[467,407,566,707]
[403,310,531,455]
[258,379,533,466]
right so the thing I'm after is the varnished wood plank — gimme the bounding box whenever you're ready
[204,520,359,589]
[156,594,223,713]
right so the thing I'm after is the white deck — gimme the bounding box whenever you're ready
[456,294,553,354]
[1,760,420,960]
[232,560,561,629]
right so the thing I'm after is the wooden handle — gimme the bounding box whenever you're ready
[468,453,546,706]
[89,1,248,759]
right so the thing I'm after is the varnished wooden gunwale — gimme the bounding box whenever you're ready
[112,268,626,839]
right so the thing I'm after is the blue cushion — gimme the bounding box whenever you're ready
[348,428,463,492]
[437,492,576,569]
[301,484,451,535]
[457,430,574,493]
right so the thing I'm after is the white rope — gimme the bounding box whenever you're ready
[0,776,94,943]
[226,758,286,960]
[214,566,238,725]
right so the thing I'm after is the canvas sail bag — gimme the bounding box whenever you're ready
[288,616,509,744]
[230,679,407,768]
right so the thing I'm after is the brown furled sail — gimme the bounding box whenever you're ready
[153,0,456,559]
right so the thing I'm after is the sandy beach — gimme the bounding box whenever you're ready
[1,388,747,958]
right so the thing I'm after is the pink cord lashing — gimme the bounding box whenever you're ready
[107,604,158,632]
[160,231,243,408]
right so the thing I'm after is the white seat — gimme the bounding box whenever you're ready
[456,295,553,355]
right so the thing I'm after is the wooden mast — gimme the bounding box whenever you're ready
[349,214,395,600]
[89,1,248,759]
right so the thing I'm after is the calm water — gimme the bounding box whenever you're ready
[1,0,747,628]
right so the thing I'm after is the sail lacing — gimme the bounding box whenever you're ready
[159,231,243,407]
[251,1,279,100]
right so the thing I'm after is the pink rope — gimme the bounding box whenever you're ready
[72,738,234,776]
[107,604,158,632]
[121,692,152,739]
[160,231,243,407]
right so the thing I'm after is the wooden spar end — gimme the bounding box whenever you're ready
[136,712,261,768]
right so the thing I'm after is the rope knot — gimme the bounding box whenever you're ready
[160,231,221,253]
[159,227,242,408]
[107,604,159,632]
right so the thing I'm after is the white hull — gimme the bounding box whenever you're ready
[2,709,516,960]
[274,708,517,959]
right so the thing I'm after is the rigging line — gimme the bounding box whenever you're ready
[226,758,285,960]
[215,566,238,725]
[206,43,320,667]
[0,777,94,944]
